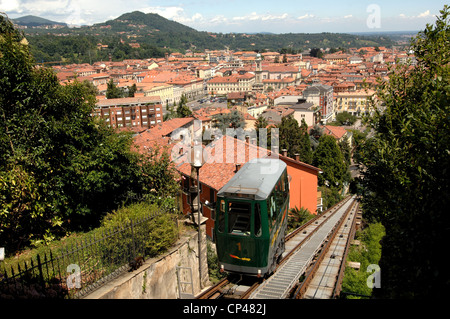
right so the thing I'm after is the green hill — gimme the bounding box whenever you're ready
[18,11,396,64]
[94,11,197,33]
[13,15,67,27]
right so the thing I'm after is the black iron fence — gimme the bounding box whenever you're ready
[0,210,178,299]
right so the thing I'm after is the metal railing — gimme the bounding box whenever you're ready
[0,210,177,299]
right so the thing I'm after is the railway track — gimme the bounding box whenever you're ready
[196,195,358,300]
[292,199,360,299]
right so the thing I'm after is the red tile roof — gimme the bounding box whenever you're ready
[149,117,195,137]
[132,117,195,156]
[175,135,270,191]
[322,125,348,140]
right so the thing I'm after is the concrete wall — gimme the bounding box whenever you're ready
[83,226,209,299]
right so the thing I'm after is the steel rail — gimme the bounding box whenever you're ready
[292,199,358,299]
[331,201,360,298]
[241,196,353,299]
[196,277,229,299]
[280,195,353,266]
[196,196,355,299]
[249,196,356,299]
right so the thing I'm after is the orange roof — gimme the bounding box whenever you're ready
[193,107,231,118]
[150,117,195,137]
[264,65,298,73]
[323,125,348,140]
[133,131,171,155]
[175,135,270,191]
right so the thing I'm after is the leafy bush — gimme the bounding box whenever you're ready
[207,241,226,284]
[144,213,179,257]
[96,202,179,268]
[341,222,385,298]
[288,207,314,232]
[1,202,180,299]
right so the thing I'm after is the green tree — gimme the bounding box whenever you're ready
[255,114,268,130]
[338,139,351,166]
[310,48,323,58]
[335,111,357,126]
[212,110,245,133]
[81,79,99,96]
[278,115,301,157]
[359,6,450,298]
[0,15,179,253]
[313,135,348,188]
[106,79,124,99]
[278,116,312,163]
[176,94,192,118]
[254,114,268,147]
[127,83,137,97]
[298,119,313,164]
[309,124,324,140]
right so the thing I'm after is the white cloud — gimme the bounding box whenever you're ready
[140,6,205,25]
[0,0,94,26]
[210,15,228,24]
[398,10,434,19]
[298,14,314,20]
[233,12,289,22]
[344,14,353,19]
[140,6,185,21]
[192,13,203,21]
[262,13,288,21]
[0,0,22,13]
[2,0,121,25]
[417,10,431,18]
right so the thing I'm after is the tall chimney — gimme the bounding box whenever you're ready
[282,149,287,157]
[295,153,300,161]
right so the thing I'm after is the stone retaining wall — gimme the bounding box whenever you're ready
[83,225,209,299]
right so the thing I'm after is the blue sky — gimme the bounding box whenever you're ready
[0,0,446,33]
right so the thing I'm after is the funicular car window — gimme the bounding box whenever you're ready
[228,201,251,236]
[254,203,262,237]
[275,179,284,210]
[217,199,226,233]
[267,195,277,230]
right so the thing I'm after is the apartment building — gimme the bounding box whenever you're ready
[168,75,204,100]
[274,96,320,127]
[136,82,175,106]
[302,84,335,124]
[335,89,377,116]
[93,96,163,129]
[207,73,255,95]
[323,53,349,64]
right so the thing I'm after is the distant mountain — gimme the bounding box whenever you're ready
[20,11,398,64]
[13,15,67,27]
[93,11,197,34]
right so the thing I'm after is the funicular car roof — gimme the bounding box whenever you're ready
[217,158,287,201]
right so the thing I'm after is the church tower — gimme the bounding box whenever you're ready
[253,53,264,92]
